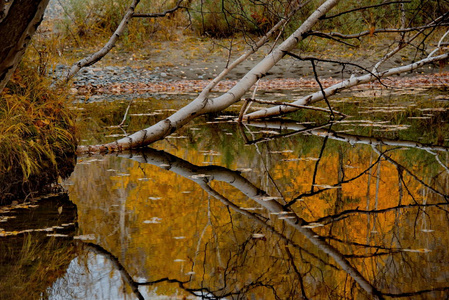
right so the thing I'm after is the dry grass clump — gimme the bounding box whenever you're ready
[49,0,188,49]
[0,63,76,203]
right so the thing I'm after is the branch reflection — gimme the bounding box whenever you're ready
[108,143,449,299]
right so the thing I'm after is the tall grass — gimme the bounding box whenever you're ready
[0,59,76,202]
[52,0,187,48]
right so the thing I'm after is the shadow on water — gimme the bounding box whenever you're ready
[1,91,449,299]
[0,194,77,300]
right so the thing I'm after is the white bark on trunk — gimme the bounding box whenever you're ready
[114,148,383,299]
[245,120,449,152]
[65,0,141,81]
[76,0,341,154]
[243,52,449,120]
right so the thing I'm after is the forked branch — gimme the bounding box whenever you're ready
[64,0,186,81]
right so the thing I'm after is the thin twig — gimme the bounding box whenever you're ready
[320,1,411,20]
[310,59,334,119]
[118,99,134,127]
[132,0,184,18]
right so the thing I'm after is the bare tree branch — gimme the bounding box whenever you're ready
[244,120,449,153]
[64,0,141,81]
[307,18,449,40]
[242,97,348,117]
[243,51,449,121]
[64,0,187,81]
[76,0,341,154]
[319,1,411,20]
[132,0,184,18]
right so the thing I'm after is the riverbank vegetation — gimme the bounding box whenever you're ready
[0,58,76,204]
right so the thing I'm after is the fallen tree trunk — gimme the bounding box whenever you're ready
[76,0,340,154]
[244,120,449,152]
[243,52,449,121]
[115,148,384,299]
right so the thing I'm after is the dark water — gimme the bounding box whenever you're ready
[1,91,449,299]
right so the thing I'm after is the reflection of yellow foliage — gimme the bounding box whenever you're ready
[68,141,449,299]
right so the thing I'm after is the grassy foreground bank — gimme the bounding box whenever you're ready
[0,63,77,204]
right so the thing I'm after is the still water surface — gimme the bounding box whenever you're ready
[1,91,449,299]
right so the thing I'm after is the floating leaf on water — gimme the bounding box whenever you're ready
[300,157,319,161]
[240,207,262,211]
[270,211,293,215]
[105,134,126,138]
[360,109,406,114]
[402,248,432,253]
[252,233,265,238]
[279,216,297,220]
[258,196,281,201]
[200,150,221,156]
[279,211,293,215]
[408,116,432,119]
[0,216,16,222]
[117,173,130,177]
[269,150,294,154]
[313,184,341,189]
[419,107,447,112]
[302,223,324,228]
[143,217,162,224]
[190,174,211,179]
[47,234,69,238]
[215,115,235,120]
[73,234,96,240]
